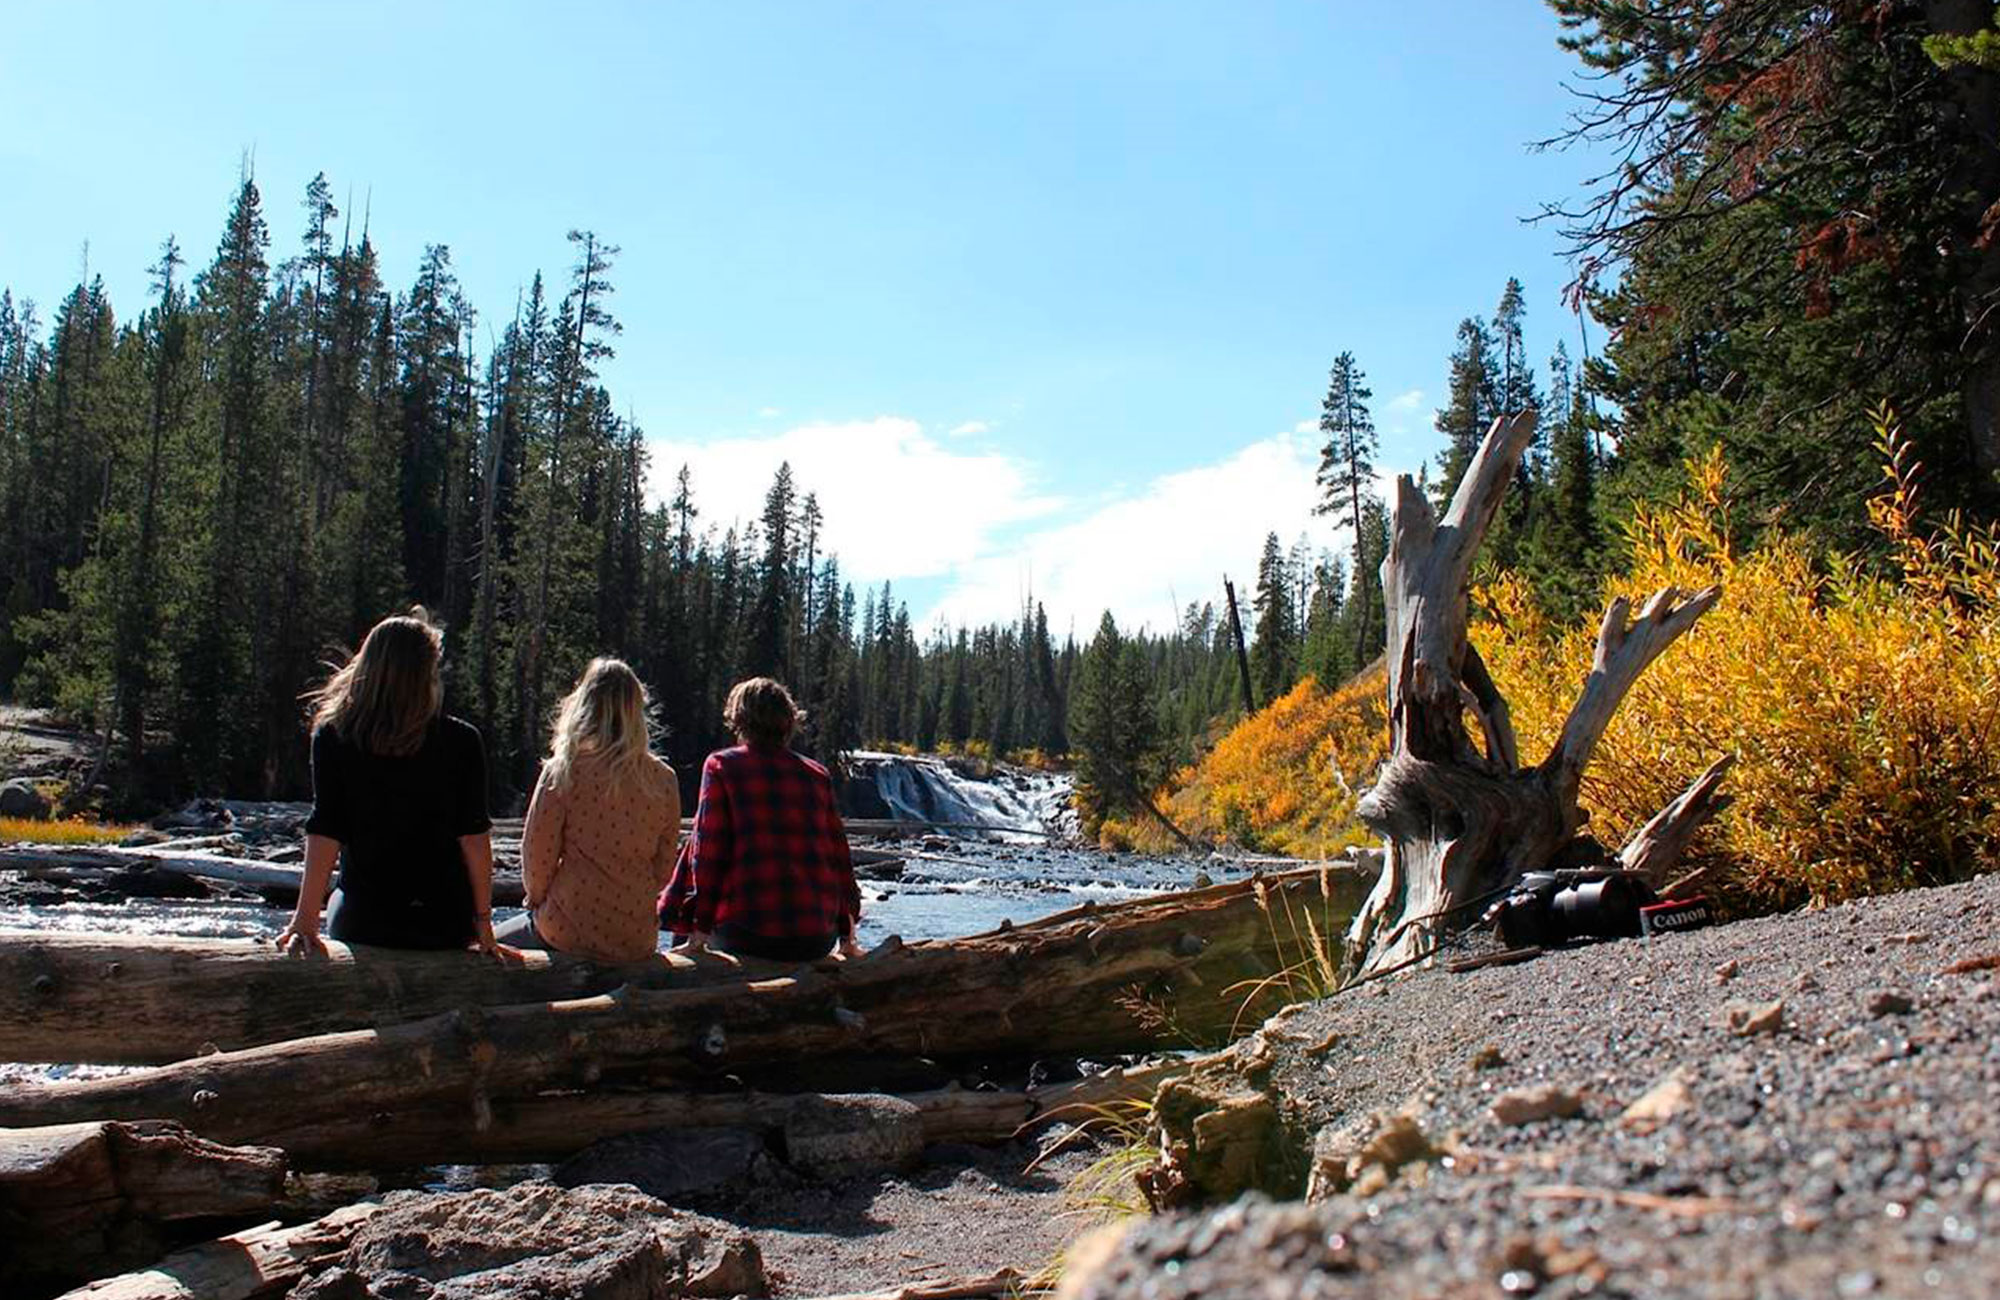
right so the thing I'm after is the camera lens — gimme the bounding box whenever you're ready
[1552,875,1645,940]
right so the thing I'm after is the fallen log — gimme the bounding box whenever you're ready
[251,1056,1194,1169]
[0,932,802,1066]
[53,1202,381,1300]
[0,868,1366,1154]
[0,1121,286,1295]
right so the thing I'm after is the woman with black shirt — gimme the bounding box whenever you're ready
[277,611,504,955]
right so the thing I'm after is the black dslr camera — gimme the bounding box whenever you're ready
[1482,866,1715,949]
[1482,868,1654,949]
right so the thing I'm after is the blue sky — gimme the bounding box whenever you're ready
[2,2,1608,637]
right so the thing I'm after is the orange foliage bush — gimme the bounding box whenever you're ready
[1144,409,2000,911]
[1477,430,2000,910]
[1112,670,1387,857]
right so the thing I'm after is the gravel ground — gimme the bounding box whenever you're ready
[1066,871,2000,1299]
[680,1139,1103,1296]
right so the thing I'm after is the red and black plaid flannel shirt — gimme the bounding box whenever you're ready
[658,745,861,939]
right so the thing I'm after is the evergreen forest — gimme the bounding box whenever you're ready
[9,1,2000,831]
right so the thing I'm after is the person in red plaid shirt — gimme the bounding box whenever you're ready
[658,677,863,962]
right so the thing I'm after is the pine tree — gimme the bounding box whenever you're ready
[747,462,795,677]
[1313,350,1380,671]
[180,175,272,791]
[1070,612,1162,833]
[1434,317,1497,504]
[1249,532,1296,704]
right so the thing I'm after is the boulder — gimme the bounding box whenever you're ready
[0,778,49,821]
[290,1182,764,1300]
[554,1127,787,1202]
[782,1094,925,1179]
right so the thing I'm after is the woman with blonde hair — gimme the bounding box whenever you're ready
[497,658,680,962]
[278,610,502,954]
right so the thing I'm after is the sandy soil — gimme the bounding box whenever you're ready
[704,1140,1107,1296]
[1066,870,2000,1299]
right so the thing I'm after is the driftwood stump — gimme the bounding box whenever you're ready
[1345,410,1729,976]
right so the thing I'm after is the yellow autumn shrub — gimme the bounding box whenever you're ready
[1146,409,2000,911]
[1114,670,1388,858]
[1476,431,2000,910]
[0,815,136,845]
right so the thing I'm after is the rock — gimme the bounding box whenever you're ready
[1491,1085,1585,1126]
[1137,1061,1297,1210]
[555,1127,785,1202]
[1725,999,1784,1037]
[1619,1067,1694,1130]
[1469,1044,1507,1072]
[782,1094,924,1179]
[151,798,233,830]
[1714,959,1739,984]
[0,778,50,821]
[1865,989,1914,1016]
[1308,1111,1438,1199]
[290,1182,762,1300]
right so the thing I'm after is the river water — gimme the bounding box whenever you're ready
[0,842,1231,947]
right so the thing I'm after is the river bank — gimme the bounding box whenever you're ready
[1065,867,2000,1298]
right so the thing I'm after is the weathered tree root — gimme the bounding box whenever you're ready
[1345,411,1729,977]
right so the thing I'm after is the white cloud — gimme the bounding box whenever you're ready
[757,406,782,418]
[1387,388,1424,412]
[923,429,1327,636]
[649,417,1061,582]
[946,420,990,438]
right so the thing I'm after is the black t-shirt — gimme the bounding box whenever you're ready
[304,715,492,948]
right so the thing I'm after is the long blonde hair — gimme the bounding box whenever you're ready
[544,658,657,793]
[308,610,444,757]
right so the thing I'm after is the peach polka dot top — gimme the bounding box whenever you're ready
[520,752,680,962]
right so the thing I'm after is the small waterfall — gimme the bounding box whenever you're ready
[846,751,1074,842]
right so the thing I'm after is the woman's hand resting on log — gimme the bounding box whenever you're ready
[470,913,524,964]
[275,915,328,956]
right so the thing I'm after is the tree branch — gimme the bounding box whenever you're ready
[1406,411,1539,737]
[1619,753,1734,884]
[1545,584,1721,799]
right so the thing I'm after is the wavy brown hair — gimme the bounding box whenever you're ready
[307,610,444,757]
[724,677,802,750]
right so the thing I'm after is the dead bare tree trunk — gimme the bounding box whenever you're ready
[1345,411,1727,976]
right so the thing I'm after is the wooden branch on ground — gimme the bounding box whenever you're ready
[0,1121,286,1294]
[0,869,1367,1153]
[0,932,799,1066]
[52,1201,381,1300]
[797,1271,1031,1300]
[1618,755,1734,884]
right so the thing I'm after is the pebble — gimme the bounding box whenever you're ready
[1866,990,1914,1017]
[1619,1066,1694,1130]
[1714,959,1740,984]
[1726,999,1785,1037]
[1490,1084,1584,1126]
